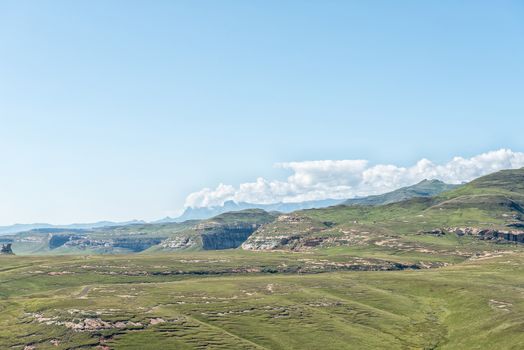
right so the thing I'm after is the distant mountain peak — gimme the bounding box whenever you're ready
[419,179,443,184]
[172,199,345,222]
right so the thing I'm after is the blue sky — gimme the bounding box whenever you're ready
[1,1,523,224]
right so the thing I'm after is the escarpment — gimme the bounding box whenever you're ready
[158,209,278,251]
[242,214,340,251]
[201,224,260,250]
[448,227,524,243]
[46,233,164,252]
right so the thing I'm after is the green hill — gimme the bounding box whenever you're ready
[344,179,459,206]
[244,169,524,251]
[151,209,278,252]
[447,167,524,195]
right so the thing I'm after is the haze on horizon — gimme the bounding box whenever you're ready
[1,1,523,225]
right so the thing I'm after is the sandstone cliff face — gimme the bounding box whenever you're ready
[201,226,257,249]
[48,234,164,252]
[242,214,338,251]
[49,234,83,249]
[46,226,262,252]
[159,236,196,250]
[159,223,264,251]
[241,236,285,250]
[447,227,524,243]
[111,237,165,251]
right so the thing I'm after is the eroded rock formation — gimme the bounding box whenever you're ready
[446,227,524,243]
[0,243,14,255]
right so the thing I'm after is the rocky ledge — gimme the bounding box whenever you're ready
[421,227,524,243]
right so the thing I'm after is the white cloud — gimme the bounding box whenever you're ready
[184,149,524,208]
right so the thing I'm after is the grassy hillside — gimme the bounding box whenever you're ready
[440,168,524,199]
[245,169,524,251]
[344,179,459,206]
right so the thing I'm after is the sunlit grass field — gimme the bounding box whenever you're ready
[1,246,523,349]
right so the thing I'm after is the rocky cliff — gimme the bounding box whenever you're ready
[155,209,278,251]
[242,214,338,251]
[47,234,164,252]
[201,225,260,250]
[447,227,524,243]
[159,223,263,251]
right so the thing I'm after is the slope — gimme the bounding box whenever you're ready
[244,169,524,251]
[344,179,459,206]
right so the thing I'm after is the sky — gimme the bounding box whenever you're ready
[0,1,523,225]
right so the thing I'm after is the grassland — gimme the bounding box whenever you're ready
[1,245,524,350]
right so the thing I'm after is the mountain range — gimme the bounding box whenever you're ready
[165,179,460,222]
[1,179,459,235]
[162,198,344,223]
[0,220,146,236]
[4,169,524,255]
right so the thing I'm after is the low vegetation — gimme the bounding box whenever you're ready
[1,169,524,349]
[1,249,523,349]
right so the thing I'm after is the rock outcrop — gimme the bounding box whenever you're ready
[158,210,276,251]
[201,225,259,250]
[0,243,14,255]
[242,214,338,251]
[48,234,164,252]
[159,236,196,250]
[49,234,83,249]
[446,227,524,243]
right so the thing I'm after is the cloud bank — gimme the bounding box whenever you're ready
[184,149,524,208]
